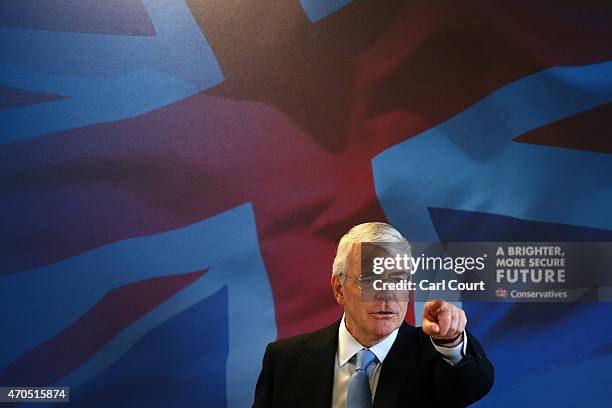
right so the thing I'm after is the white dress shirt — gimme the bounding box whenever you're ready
[331,315,467,408]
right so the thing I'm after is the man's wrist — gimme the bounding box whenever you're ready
[431,332,463,348]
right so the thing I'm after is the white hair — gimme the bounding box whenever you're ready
[332,222,408,279]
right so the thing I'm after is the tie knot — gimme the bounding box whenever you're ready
[355,349,377,371]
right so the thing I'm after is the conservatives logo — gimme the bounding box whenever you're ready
[496,288,508,298]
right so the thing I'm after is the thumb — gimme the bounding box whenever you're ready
[422,318,440,336]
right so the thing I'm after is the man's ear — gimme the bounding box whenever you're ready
[331,274,345,306]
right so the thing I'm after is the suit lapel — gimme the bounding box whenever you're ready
[373,322,421,408]
[296,320,340,408]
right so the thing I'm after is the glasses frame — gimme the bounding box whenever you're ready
[340,272,410,290]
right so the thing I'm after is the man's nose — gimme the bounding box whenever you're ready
[373,288,394,301]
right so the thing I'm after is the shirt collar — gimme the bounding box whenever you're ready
[337,314,399,367]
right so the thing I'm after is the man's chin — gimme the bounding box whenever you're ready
[368,317,400,337]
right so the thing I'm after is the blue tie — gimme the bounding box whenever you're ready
[347,349,377,408]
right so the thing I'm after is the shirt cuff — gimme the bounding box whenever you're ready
[430,331,467,365]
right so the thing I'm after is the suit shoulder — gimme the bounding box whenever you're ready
[267,321,339,358]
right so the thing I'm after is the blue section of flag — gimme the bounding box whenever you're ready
[65,287,229,408]
[0,0,223,144]
[429,207,612,405]
[473,354,612,407]
[427,207,612,242]
[299,0,354,23]
[372,61,612,243]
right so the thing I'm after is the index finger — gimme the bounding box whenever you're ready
[423,299,445,318]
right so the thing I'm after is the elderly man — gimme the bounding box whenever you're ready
[253,222,494,407]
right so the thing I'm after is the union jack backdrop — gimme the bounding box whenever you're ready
[1,1,611,406]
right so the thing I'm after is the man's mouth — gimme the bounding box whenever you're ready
[371,311,396,319]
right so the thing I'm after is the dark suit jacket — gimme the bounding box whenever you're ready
[252,319,494,407]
